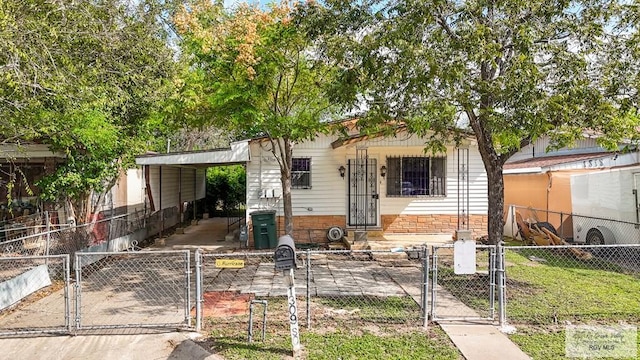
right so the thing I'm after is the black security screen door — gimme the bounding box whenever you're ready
[348,149,378,227]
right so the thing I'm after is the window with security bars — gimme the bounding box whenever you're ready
[291,157,312,189]
[386,156,446,196]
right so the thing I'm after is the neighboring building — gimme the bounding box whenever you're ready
[0,143,65,209]
[503,134,640,238]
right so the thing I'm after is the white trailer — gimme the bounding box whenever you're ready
[570,166,640,245]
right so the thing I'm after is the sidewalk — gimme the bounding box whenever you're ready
[0,331,223,360]
[433,285,531,360]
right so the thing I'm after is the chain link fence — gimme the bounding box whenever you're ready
[0,209,163,257]
[508,205,640,245]
[430,244,499,322]
[0,254,71,336]
[503,244,640,327]
[74,250,192,331]
[196,248,428,336]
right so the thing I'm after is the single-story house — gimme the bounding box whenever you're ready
[135,122,490,246]
[246,123,489,242]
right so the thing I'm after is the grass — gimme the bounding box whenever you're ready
[200,326,461,360]
[198,295,461,359]
[504,248,640,324]
[502,248,640,359]
[435,247,640,359]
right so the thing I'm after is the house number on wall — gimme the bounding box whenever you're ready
[583,159,604,169]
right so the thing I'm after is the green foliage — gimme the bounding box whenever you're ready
[206,165,246,214]
[301,0,640,243]
[1,0,179,209]
[175,1,342,234]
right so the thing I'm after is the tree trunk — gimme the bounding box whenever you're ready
[485,162,505,245]
[280,139,294,236]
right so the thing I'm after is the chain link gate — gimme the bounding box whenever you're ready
[430,244,499,322]
[75,250,192,331]
[0,254,71,336]
[195,248,430,333]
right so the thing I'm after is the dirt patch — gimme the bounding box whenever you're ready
[193,291,255,318]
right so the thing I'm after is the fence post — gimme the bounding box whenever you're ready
[489,245,497,319]
[421,245,429,328]
[185,250,192,328]
[497,243,507,327]
[430,246,438,320]
[195,249,203,332]
[64,254,71,334]
[74,253,82,332]
[306,248,311,330]
[45,211,51,257]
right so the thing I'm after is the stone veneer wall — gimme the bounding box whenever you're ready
[248,214,488,242]
[381,214,488,238]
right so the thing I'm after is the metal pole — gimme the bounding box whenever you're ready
[248,302,255,342]
[45,211,50,257]
[306,249,311,330]
[185,250,191,328]
[74,254,82,332]
[498,244,507,327]
[64,254,71,333]
[489,246,496,319]
[195,249,202,331]
[430,247,438,320]
[422,245,429,328]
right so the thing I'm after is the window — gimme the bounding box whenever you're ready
[291,157,312,189]
[386,156,446,196]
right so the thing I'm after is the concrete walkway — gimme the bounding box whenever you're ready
[433,285,531,360]
[0,331,223,360]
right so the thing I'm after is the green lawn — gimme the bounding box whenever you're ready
[198,296,460,359]
[503,248,640,359]
[200,325,461,360]
[504,248,640,324]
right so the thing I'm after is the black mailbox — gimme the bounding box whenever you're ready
[274,235,297,271]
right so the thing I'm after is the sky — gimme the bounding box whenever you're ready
[223,0,274,8]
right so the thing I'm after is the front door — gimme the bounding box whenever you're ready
[347,149,378,227]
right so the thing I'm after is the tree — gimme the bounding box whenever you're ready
[174,0,339,235]
[1,0,179,222]
[300,0,640,244]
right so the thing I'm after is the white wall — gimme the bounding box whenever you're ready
[246,132,488,219]
[147,165,206,211]
[508,136,605,162]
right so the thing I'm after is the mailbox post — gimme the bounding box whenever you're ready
[274,235,301,355]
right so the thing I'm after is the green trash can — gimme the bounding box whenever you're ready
[251,210,277,249]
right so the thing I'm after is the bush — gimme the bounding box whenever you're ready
[205,165,246,216]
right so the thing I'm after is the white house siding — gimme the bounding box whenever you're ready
[247,136,347,217]
[125,169,145,214]
[148,166,179,210]
[246,132,488,236]
[508,136,604,162]
[196,168,206,199]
